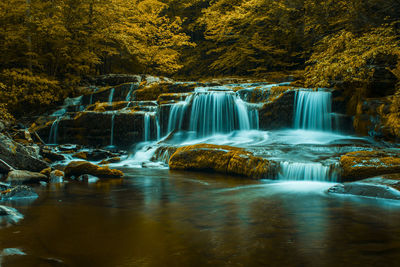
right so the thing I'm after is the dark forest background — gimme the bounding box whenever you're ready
[1,0,399,118]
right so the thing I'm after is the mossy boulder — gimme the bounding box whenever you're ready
[133,82,195,101]
[169,144,275,179]
[6,170,48,184]
[64,161,123,178]
[340,151,400,181]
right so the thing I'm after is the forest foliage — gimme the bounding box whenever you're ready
[0,0,400,118]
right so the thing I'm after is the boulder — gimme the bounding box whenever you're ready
[133,82,195,101]
[64,161,123,178]
[6,170,48,185]
[49,170,64,182]
[40,147,66,162]
[0,134,48,172]
[169,144,275,179]
[259,90,296,130]
[340,150,400,181]
[328,175,400,200]
[40,167,52,177]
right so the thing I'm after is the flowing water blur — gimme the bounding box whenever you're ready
[2,169,400,266]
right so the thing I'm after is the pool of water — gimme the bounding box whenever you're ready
[1,168,400,266]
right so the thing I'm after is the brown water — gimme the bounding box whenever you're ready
[1,168,400,266]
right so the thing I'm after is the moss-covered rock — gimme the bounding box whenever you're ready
[169,144,275,179]
[64,161,123,178]
[133,82,195,101]
[340,151,400,181]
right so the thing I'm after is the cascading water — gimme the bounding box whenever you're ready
[274,90,340,182]
[294,90,332,131]
[48,118,61,145]
[108,88,115,104]
[144,113,151,141]
[167,95,192,134]
[188,90,255,137]
[126,84,134,101]
[278,162,338,182]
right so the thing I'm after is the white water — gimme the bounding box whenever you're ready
[48,118,61,144]
[278,162,337,182]
[123,87,365,183]
[108,88,115,104]
[144,113,151,142]
[126,84,134,101]
[294,91,332,131]
[167,97,192,134]
[188,90,255,137]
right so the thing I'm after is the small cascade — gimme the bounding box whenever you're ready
[126,84,134,101]
[167,96,192,134]
[110,113,116,147]
[108,88,115,104]
[89,87,99,106]
[188,90,255,137]
[294,91,332,131]
[48,118,61,144]
[144,113,151,141]
[278,162,338,182]
[156,116,161,140]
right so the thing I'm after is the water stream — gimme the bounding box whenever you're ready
[2,169,400,266]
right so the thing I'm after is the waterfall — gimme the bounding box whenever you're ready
[110,114,116,147]
[167,97,191,134]
[126,84,134,101]
[278,161,338,182]
[48,118,61,144]
[108,88,115,104]
[156,116,161,140]
[294,91,332,131]
[144,113,151,141]
[188,91,254,137]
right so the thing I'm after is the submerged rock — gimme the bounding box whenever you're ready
[328,174,400,200]
[6,170,48,185]
[169,144,275,179]
[0,185,38,200]
[340,150,400,181]
[0,134,48,172]
[64,161,123,178]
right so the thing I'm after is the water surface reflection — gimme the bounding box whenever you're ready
[1,169,400,266]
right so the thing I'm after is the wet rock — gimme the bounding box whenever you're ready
[99,157,121,165]
[64,161,123,178]
[0,185,38,200]
[259,90,296,130]
[0,134,48,172]
[40,167,52,177]
[77,174,99,183]
[169,144,275,179]
[85,74,142,87]
[40,147,66,162]
[49,170,64,183]
[328,175,400,200]
[152,145,178,164]
[340,150,400,181]
[36,112,145,148]
[133,82,195,101]
[0,159,14,174]
[6,170,48,185]
[157,93,192,105]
